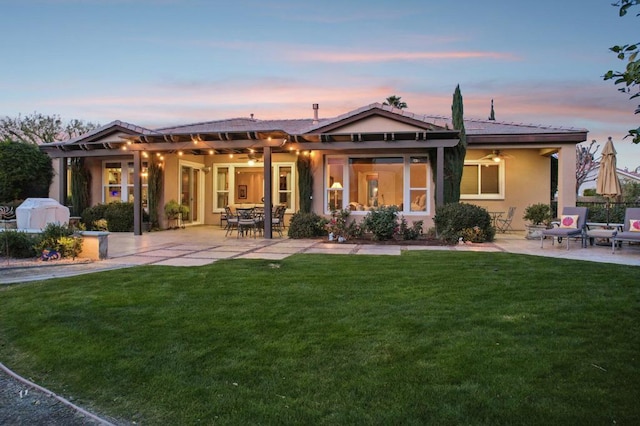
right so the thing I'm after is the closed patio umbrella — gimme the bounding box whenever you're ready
[596,137,622,226]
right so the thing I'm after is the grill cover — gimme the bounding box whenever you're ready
[16,198,70,230]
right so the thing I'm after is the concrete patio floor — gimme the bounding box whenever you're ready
[1,226,638,284]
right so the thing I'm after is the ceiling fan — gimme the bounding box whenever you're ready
[479,150,513,162]
[238,152,263,164]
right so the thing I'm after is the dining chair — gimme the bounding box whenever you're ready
[236,207,257,238]
[271,205,286,237]
[224,206,238,236]
[495,207,516,233]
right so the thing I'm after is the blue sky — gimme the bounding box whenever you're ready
[1,0,638,169]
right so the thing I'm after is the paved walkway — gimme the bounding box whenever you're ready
[1,226,639,284]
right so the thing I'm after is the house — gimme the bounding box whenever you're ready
[578,166,640,197]
[41,103,587,235]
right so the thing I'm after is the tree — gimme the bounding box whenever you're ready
[297,154,313,213]
[0,112,99,144]
[443,85,467,204]
[604,0,640,143]
[382,95,407,109]
[576,140,600,195]
[0,141,54,202]
[70,158,91,216]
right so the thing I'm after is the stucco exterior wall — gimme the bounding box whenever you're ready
[465,149,551,230]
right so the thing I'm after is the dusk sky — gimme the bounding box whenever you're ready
[2,0,639,169]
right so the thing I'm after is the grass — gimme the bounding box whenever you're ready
[0,251,639,425]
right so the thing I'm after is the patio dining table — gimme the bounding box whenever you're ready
[489,211,504,228]
[234,207,264,238]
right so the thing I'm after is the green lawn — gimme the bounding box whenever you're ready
[1,251,639,425]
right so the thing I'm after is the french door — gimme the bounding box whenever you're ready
[180,161,205,225]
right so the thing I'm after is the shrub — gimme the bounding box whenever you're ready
[0,141,53,202]
[397,216,423,240]
[287,211,327,238]
[82,203,109,230]
[459,226,487,243]
[82,202,145,232]
[523,203,552,225]
[34,223,83,259]
[434,202,495,244]
[325,209,363,241]
[362,205,399,240]
[105,202,135,232]
[0,230,40,258]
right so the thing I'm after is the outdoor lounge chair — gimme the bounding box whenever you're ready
[541,206,588,250]
[495,206,516,233]
[611,208,640,253]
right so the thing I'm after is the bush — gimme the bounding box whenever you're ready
[105,202,135,232]
[0,141,53,202]
[82,203,109,230]
[362,206,399,241]
[34,223,83,259]
[287,212,327,238]
[523,203,552,225]
[0,230,40,258]
[325,209,363,241]
[397,216,423,240]
[82,202,146,232]
[434,202,495,244]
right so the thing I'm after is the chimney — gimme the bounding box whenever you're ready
[312,103,319,124]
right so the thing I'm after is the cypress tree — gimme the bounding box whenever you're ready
[297,155,313,213]
[70,158,91,216]
[444,85,467,204]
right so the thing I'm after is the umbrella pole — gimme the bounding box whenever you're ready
[606,198,611,227]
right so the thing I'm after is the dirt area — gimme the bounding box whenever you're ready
[0,368,120,425]
[0,256,92,270]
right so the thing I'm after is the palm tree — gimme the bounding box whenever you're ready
[383,95,407,109]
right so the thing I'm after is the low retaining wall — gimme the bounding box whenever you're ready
[78,231,109,260]
[0,228,109,261]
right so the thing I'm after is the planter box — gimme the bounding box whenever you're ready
[525,224,549,240]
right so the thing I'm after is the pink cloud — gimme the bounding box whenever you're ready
[287,50,519,63]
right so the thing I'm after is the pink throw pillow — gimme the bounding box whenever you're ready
[559,215,579,229]
[630,219,640,232]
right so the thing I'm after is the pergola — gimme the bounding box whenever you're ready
[42,125,460,237]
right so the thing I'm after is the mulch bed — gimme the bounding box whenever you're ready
[320,237,451,246]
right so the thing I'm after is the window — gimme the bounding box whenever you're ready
[103,161,148,207]
[325,155,430,214]
[409,157,429,211]
[277,165,293,209]
[215,167,229,208]
[327,158,345,210]
[213,162,295,210]
[460,161,504,199]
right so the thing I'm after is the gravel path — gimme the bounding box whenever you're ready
[0,365,123,425]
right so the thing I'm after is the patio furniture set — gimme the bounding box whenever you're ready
[540,207,640,253]
[223,205,287,238]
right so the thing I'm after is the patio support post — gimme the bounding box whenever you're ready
[58,157,68,207]
[133,150,142,236]
[436,146,444,207]
[557,146,577,209]
[263,146,273,238]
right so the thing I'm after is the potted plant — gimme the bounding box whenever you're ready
[522,203,552,239]
[164,200,189,229]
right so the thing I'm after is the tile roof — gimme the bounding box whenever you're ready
[154,103,586,136]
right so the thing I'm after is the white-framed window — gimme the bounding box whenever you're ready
[460,160,505,200]
[103,160,148,208]
[325,154,430,214]
[213,162,296,210]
